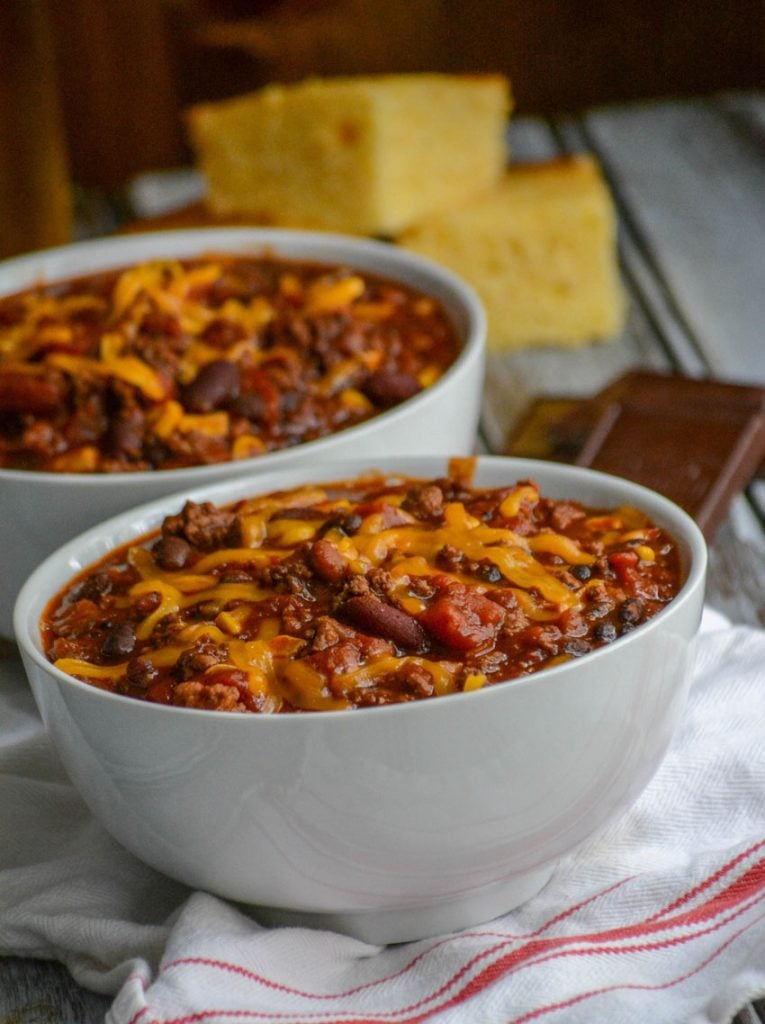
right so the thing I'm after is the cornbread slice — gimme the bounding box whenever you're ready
[399,155,625,351]
[186,73,511,236]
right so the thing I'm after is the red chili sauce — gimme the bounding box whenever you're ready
[0,254,459,472]
[42,462,683,713]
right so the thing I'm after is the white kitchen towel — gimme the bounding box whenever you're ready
[1,607,764,1024]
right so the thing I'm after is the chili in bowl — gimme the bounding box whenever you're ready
[41,458,684,713]
[0,228,485,636]
[15,455,707,943]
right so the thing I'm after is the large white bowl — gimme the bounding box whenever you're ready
[0,228,485,637]
[15,455,707,944]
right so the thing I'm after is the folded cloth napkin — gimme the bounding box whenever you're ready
[1,607,764,1024]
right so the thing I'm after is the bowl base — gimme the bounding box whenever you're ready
[252,863,555,945]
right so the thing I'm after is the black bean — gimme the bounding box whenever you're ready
[593,622,618,643]
[153,535,191,571]
[73,570,113,602]
[563,638,591,657]
[318,513,363,537]
[100,621,136,660]
[571,564,593,582]
[182,359,240,413]
[479,563,503,584]
[619,598,645,624]
[339,513,363,535]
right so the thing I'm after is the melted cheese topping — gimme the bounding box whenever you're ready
[48,469,670,712]
[1,257,457,474]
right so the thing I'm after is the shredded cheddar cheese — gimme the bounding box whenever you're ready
[44,466,682,714]
[0,254,459,474]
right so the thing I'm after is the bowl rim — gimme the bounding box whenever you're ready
[14,454,708,724]
[0,227,486,487]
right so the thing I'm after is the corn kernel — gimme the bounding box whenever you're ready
[257,618,281,640]
[306,275,365,314]
[620,529,650,542]
[499,484,539,519]
[636,545,656,562]
[216,610,245,636]
[171,262,222,297]
[399,596,427,616]
[178,411,229,437]
[353,301,394,320]
[239,514,267,546]
[108,356,167,400]
[586,515,623,532]
[99,331,124,361]
[279,272,302,298]
[151,400,184,439]
[232,435,266,460]
[51,445,99,472]
[417,365,440,388]
[38,324,73,346]
[414,298,436,317]
[463,673,487,692]
[339,387,373,411]
[268,520,318,545]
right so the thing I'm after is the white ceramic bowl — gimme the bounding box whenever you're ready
[15,455,707,944]
[0,228,485,637]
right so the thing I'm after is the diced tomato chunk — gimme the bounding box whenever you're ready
[146,680,174,704]
[608,550,639,572]
[608,549,639,584]
[420,588,504,652]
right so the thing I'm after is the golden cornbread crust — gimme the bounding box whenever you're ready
[186,73,512,236]
[399,155,626,351]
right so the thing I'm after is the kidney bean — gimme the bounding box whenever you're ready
[202,318,246,349]
[100,621,136,660]
[362,370,421,408]
[228,391,265,422]
[182,359,240,412]
[107,411,145,458]
[140,310,182,338]
[0,369,67,414]
[310,539,347,583]
[341,595,428,653]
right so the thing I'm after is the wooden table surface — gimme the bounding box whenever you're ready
[2,91,764,1022]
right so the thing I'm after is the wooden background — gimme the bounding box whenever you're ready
[1,5,765,1016]
[29,0,765,193]
[0,0,762,256]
